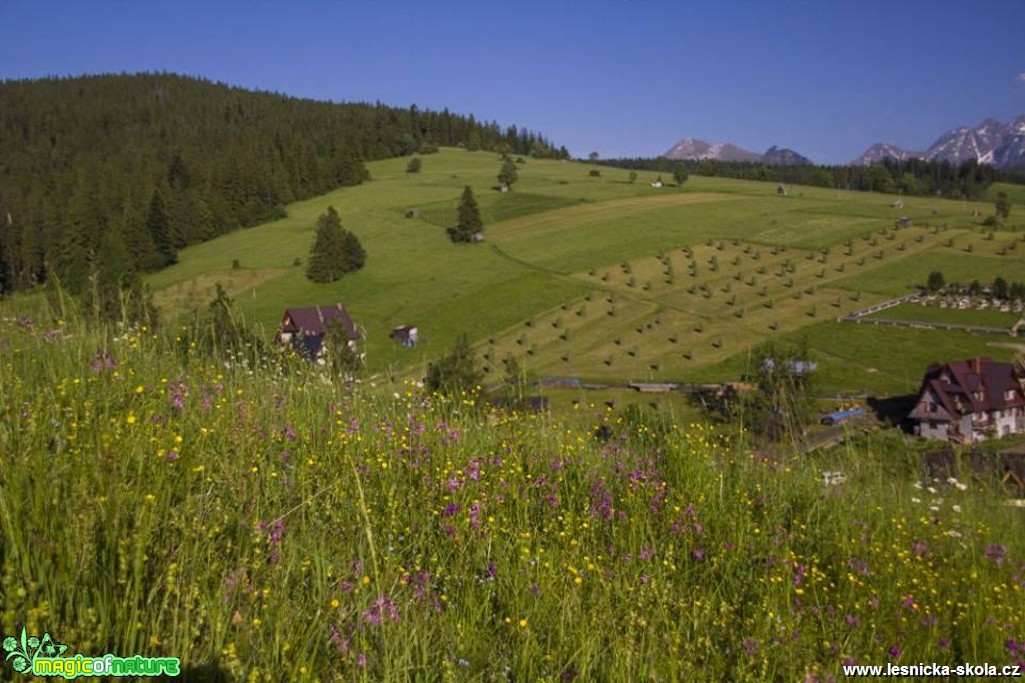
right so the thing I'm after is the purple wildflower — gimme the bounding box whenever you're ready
[985,544,1007,565]
[258,519,286,565]
[793,565,806,587]
[329,625,350,655]
[1007,638,1025,667]
[90,351,118,373]
[588,478,614,521]
[363,595,400,626]
[741,637,760,656]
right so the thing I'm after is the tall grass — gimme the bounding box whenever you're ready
[1,304,1023,681]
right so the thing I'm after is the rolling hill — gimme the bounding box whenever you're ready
[145,148,1023,397]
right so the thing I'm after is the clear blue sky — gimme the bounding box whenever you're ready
[3,0,1024,164]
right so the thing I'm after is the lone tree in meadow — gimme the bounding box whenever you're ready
[406,155,422,173]
[995,191,1011,221]
[449,186,483,243]
[425,333,482,395]
[498,159,518,188]
[342,229,366,272]
[306,206,366,282]
[672,163,688,186]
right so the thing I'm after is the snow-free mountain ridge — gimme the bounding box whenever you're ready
[663,139,810,165]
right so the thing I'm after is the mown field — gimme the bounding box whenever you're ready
[866,303,1021,329]
[145,149,1023,397]
[2,316,1025,681]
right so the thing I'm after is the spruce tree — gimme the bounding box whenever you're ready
[450,186,483,243]
[425,333,482,395]
[341,230,366,273]
[498,159,518,188]
[146,190,177,268]
[306,206,347,282]
[92,225,135,321]
[995,191,1011,221]
[673,163,689,186]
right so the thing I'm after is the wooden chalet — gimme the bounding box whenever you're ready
[908,357,1025,443]
[276,304,358,362]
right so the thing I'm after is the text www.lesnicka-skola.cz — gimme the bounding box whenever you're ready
[843,662,1021,678]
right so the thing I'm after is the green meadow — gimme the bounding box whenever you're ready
[145,148,1021,398]
[4,152,1025,681]
[2,314,1025,682]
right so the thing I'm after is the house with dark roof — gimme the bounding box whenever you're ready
[391,325,418,348]
[276,304,359,363]
[908,357,1025,442]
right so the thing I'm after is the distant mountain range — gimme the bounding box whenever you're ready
[851,116,1025,169]
[663,115,1025,170]
[663,139,811,166]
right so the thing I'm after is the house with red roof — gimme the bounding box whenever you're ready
[275,304,359,363]
[908,357,1025,442]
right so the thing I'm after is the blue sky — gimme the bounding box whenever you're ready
[3,0,1024,163]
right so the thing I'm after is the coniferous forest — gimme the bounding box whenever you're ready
[0,72,568,309]
[598,156,1022,198]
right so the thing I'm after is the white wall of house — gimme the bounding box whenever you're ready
[993,408,1024,438]
[917,419,950,440]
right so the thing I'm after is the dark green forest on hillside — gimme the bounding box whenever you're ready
[0,73,567,309]
[600,156,1021,198]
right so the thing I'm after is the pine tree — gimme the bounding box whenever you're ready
[498,159,518,188]
[306,206,351,282]
[146,190,177,268]
[450,186,483,243]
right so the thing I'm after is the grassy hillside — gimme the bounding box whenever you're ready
[147,149,1021,395]
[2,315,1024,681]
